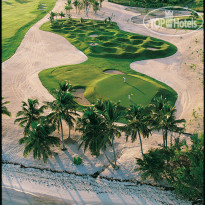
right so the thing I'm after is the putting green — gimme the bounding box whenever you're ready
[2,0,57,62]
[39,19,178,108]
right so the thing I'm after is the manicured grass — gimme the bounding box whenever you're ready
[156,15,204,30]
[2,0,57,62]
[39,19,178,108]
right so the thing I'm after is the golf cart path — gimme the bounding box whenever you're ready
[2,0,203,204]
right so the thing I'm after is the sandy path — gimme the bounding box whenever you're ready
[2,0,203,204]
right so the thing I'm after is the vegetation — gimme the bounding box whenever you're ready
[149,96,185,148]
[14,99,47,134]
[125,105,151,159]
[19,121,60,163]
[2,0,57,62]
[136,133,204,202]
[39,18,177,108]
[77,99,125,169]
[108,0,203,12]
[73,155,83,165]
[2,97,11,117]
[14,93,202,203]
[44,81,79,150]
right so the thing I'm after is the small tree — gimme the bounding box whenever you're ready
[76,106,114,167]
[2,97,11,117]
[14,99,46,134]
[59,11,65,20]
[48,11,55,23]
[45,81,78,150]
[65,4,73,16]
[125,105,151,159]
[95,99,125,169]
[19,121,60,163]
[150,96,185,148]
[93,0,99,15]
[73,0,80,14]
[78,2,84,14]
[83,0,90,17]
[99,0,104,8]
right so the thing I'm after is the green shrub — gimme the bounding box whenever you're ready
[73,155,83,165]
[136,133,204,201]
[136,148,168,181]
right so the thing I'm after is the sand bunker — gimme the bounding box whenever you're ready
[146,47,159,51]
[90,34,98,37]
[72,88,91,105]
[90,42,98,46]
[104,69,124,74]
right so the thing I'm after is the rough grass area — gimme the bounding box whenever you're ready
[108,0,203,12]
[156,15,204,30]
[39,19,177,108]
[2,0,57,62]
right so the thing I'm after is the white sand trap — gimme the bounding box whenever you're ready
[90,42,98,46]
[146,47,159,50]
[72,88,91,105]
[89,34,98,37]
[104,69,124,74]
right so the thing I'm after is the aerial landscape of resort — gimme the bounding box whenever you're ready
[2,0,204,204]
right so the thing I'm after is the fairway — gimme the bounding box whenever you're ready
[2,0,57,62]
[39,18,178,108]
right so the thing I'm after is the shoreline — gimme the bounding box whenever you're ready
[2,163,192,205]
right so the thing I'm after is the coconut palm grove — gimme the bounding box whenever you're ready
[2,0,204,204]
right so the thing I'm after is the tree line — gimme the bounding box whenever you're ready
[2,82,203,201]
[2,81,186,168]
[48,0,104,23]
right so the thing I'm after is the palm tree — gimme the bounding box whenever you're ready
[150,96,186,148]
[96,100,125,169]
[78,2,83,14]
[14,99,46,134]
[73,0,80,14]
[53,12,58,21]
[59,11,65,20]
[65,4,73,16]
[76,106,114,167]
[19,121,60,163]
[93,0,99,15]
[125,105,151,159]
[99,0,104,7]
[83,0,90,17]
[49,11,55,23]
[45,82,78,150]
[2,97,11,117]
[58,80,79,138]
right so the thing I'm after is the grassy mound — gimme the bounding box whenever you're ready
[2,0,57,62]
[39,19,178,108]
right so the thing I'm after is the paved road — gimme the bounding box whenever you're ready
[2,186,74,205]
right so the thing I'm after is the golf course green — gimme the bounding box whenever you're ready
[2,0,57,62]
[39,18,178,108]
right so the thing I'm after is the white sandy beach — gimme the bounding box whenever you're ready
[2,0,203,204]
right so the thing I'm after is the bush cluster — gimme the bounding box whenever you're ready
[136,133,204,202]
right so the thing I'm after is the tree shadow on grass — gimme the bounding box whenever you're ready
[126,82,145,95]
[15,0,31,4]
